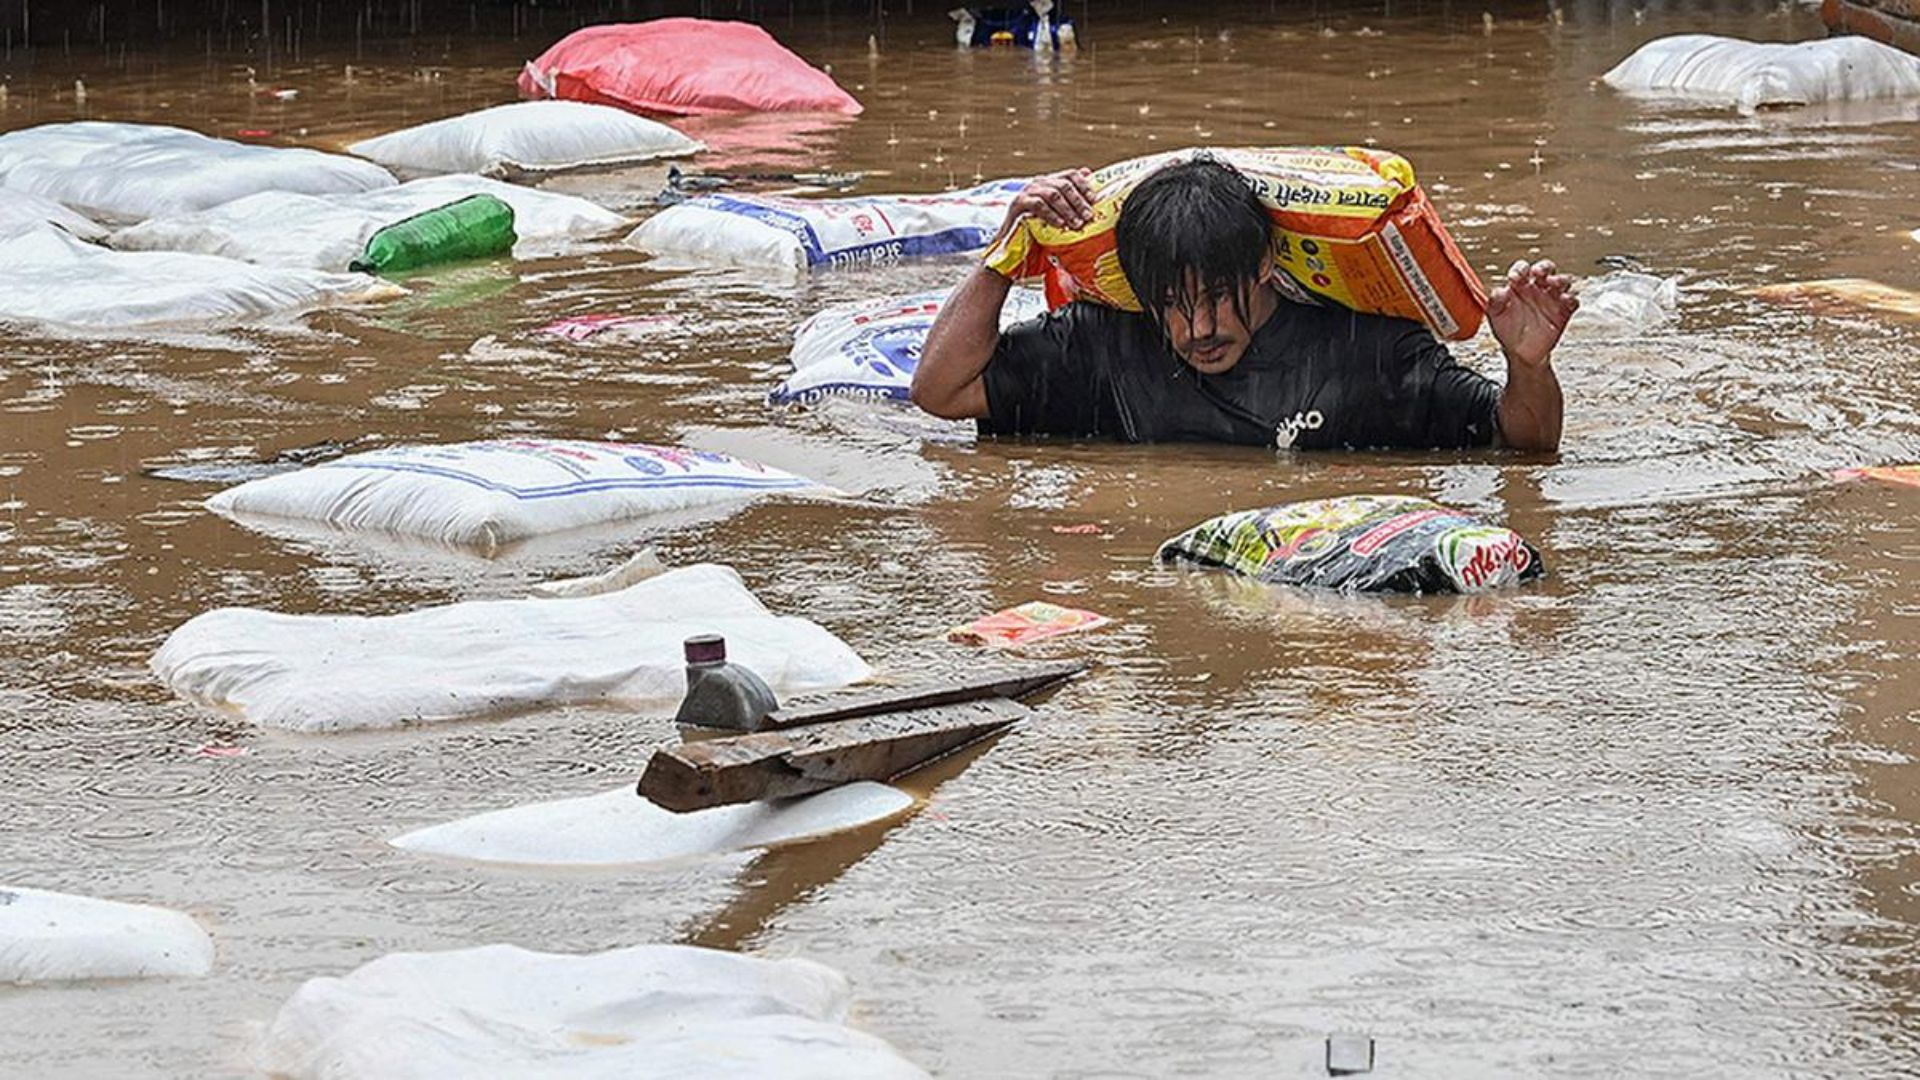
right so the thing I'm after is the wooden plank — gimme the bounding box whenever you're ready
[639,699,1029,812]
[763,659,1086,730]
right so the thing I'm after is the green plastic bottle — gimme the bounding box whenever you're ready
[349,194,517,276]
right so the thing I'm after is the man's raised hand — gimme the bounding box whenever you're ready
[1487,259,1578,369]
[1009,168,1096,231]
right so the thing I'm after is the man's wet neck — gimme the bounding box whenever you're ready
[1249,281,1283,333]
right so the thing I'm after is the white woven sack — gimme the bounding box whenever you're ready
[392,781,913,867]
[1603,34,1920,111]
[0,886,214,984]
[205,439,824,551]
[0,190,106,242]
[255,944,929,1080]
[627,178,1027,272]
[0,227,401,330]
[150,563,872,733]
[0,121,395,224]
[773,286,1048,404]
[112,175,627,270]
[348,101,703,177]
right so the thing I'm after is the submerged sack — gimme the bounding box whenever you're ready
[0,886,214,984]
[0,122,395,225]
[205,439,825,552]
[629,178,1026,271]
[347,101,703,178]
[392,781,912,867]
[519,18,863,116]
[349,194,516,275]
[771,286,1048,404]
[111,175,624,271]
[0,227,401,331]
[0,190,106,242]
[1602,34,1920,111]
[151,563,871,733]
[1157,494,1543,594]
[256,945,928,1080]
[985,146,1486,340]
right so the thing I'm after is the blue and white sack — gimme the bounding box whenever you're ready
[205,439,827,552]
[771,286,1047,405]
[626,178,1027,272]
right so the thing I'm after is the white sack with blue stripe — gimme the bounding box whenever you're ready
[626,178,1026,272]
[203,439,826,551]
[150,563,871,733]
[772,286,1047,405]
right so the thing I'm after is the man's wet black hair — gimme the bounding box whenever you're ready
[1114,157,1271,333]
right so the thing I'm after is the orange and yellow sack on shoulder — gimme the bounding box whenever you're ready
[983,146,1488,341]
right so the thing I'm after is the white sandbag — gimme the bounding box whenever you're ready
[529,549,670,598]
[0,121,395,225]
[1569,271,1679,337]
[0,227,402,331]
[256,944,928,1080]
[348,101,703,178]
[772,286,1048,404]
[1602,34,1920,111]
[205,439,825,551]
[0,886,214,984]
[150,563,871,733]
[393,782,913,867]
[0,190,106,242]
[111,175,627,270]
[628,178,1027,272]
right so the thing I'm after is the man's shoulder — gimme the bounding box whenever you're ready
[1001,297,1159,359]
[1035,299,1155,334]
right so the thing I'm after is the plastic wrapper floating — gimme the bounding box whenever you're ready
[949,601,1113,646]
[1158,495,1544,594]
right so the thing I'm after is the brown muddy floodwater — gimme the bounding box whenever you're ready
[4,2,1920,1076]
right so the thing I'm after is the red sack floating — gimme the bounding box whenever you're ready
[518,18,863,117]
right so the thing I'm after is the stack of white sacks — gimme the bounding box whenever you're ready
[0,101,697,331]
[120,430,917,1064]
[0,98,940,1075]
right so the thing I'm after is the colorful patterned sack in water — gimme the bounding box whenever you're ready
[1156,495,1543,594]
[983,146,1486,340]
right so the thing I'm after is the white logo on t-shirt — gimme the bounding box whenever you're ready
[1275,409,1325,449]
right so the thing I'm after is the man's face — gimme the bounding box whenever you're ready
[1159,268,1260,375]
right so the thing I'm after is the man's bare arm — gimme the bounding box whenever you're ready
[1487,259,1576,452]
[910,169,1096,421]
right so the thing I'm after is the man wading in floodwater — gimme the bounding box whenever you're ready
[910,159,1574,451]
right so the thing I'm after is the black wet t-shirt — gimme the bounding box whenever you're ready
[978,299,1502,450]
